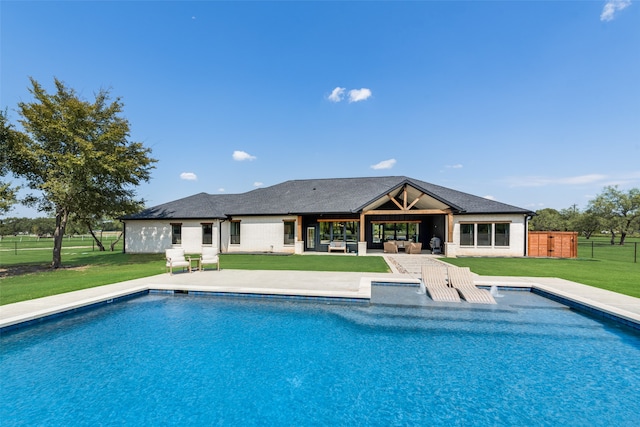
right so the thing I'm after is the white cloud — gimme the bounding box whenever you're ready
[446,164,463,169]
[232,150,256,161]
[506,174,608,187]
[483,195,496,200]
[562,174,608,185]
[328,87,345,102]
[253,182,264,187]
[348,88,372,103]
[218,188,225,192]
[180,172,197,181]
[371,158,396,170]
[600,0,631,21]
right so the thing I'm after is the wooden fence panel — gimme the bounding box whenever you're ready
[528,231,578,258]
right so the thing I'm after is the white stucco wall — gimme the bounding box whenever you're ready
[448,214,528,257]
[124,220,171,253]
[222,216,297,253]
[124,220,219,254]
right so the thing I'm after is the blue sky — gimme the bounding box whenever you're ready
[2,1,639,218]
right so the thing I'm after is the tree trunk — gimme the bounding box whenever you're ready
[51,209,69,269]
[110,232,123,251]
[87,223,106,251]
[609,229,616,245]
[619,232,627,245]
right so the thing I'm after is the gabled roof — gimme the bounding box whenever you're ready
[123,192,230,220]
[123,176,533,220]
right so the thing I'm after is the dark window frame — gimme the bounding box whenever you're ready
[171,223,182,245]
[202,223,213,245]
[230,221,241,245]
[283,220,295,245]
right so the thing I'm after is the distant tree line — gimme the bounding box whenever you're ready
[0,217,122,238]
[530,186,640,245]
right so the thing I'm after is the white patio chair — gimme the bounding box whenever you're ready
[165,248,192,275]
[200,247,220,271]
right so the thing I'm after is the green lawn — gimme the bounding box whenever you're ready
[0,253,165,305]
[0,253,390,305]
[1,240,639,306]
[444,257,640,298]
[0,234,124,256]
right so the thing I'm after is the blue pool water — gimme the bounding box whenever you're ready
[2,291,640,426]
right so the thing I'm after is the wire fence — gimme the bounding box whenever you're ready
[578,241,638,263]
[0,234,124,255]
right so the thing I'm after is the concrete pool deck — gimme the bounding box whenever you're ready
[2,260,639,331]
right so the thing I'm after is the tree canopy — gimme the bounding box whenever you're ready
[530,187,640,244]
[2,77,156,267]
[0,111,20,214]
[529,208,566,231]
[587,186,640,245]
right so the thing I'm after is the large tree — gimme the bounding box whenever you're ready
[572,209,602,239]
[2,77,156,268]
[587,186,640,245]
[530,208,566,231]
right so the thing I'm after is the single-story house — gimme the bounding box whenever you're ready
[122,176,535,257]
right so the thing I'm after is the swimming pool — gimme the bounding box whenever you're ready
[2,290,639,425]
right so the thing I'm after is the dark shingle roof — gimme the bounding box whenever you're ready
[123,193,230,220]
[404,177,531,215]
[123,176,533,220]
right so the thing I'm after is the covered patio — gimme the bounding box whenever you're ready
[296,183,453,255]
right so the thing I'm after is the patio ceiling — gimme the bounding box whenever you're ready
[361,183,450,213]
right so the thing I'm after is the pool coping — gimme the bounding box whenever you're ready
[1,270,639,332]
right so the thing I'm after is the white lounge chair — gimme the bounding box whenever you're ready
[165,248,192,275]
[421,265,460,303]
[199,247,220,271]
[447,267,496,304]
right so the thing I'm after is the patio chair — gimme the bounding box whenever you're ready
[383,241,398,253]
[165,248,192,275]
[447,267,496,304]
[200,247,220,271]
[406,242,422,254]
[421,265,460,302]
[328,241,347,253]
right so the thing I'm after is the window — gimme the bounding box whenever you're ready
[372,224,383,244]
[408,223,419,242]
[202,223,213,245]
[331,222,345,241]
[460,222,511,247]
[319,220,360,245]
[375,222,419,242]
[284,221,295,245]
[460,224,474,246]
[477,224,491,246]
[230,221,241,245]
[171,223,182,245]
[495,223,510,246]
[320,222,331,244]
[395,223,408,241]
[345,222,358,243]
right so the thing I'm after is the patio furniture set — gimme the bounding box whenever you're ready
[165,247,220,275]
[383,240,423,254]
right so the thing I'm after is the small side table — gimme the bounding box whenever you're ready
[190,257,201,272]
